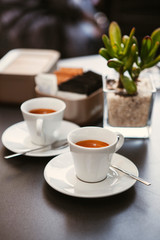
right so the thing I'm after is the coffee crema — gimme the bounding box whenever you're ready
[29,108,56,114]
[75,139,109,148]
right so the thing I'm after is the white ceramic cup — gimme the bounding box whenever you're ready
[21,97,66,145]
[67,127,124,183]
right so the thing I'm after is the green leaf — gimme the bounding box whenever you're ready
[112,44,119,54]
[148,41,159,61]
[107,59,123,71]
[123,27,135,56]
[142,55,160,69]
[102,34,115,57]
[132,36,138,46]
[121,75,137,95]
[151,28,160,46]
[124,43,137,71]
[140,36,152,63]
[99,48,111,60]
[109,21,122,49]
[122,35,129,46]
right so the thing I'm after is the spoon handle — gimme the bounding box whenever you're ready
[4,139,68,159]
[5,145,49,159]
[111,165,151,186]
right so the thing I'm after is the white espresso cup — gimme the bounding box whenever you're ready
[21,97,66,145]
[67,127,124,183]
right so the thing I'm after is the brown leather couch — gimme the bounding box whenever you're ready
[1,0,159,60]
[0,0,109,59]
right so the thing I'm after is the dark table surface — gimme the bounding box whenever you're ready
[0,56,160,240]
[0,92,160,240]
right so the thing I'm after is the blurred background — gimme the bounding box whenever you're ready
[0,0,160,59]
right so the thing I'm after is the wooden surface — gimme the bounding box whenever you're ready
[0,56,160,240]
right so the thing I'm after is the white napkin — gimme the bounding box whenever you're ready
[35,73,58,95]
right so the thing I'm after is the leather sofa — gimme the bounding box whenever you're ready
[0,0,108,59]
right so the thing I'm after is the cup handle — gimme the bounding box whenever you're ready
[36,119,44,137]
[115,132,124,152]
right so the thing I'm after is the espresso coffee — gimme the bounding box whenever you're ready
[75,139,109,148]
[29,108,56,114]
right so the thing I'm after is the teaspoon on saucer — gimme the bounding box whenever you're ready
[4,139,68,159]
[111,165,151,186]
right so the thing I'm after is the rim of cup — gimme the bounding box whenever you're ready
[21,97,66,116]
[67,126,118,150]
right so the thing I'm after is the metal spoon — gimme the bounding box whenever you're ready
[111,165,151,186]
[4,139,68,159]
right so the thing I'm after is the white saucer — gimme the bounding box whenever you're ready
[2,120,79,157]
[44,152,138,198]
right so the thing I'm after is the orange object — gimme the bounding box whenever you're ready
[54,67,83,84]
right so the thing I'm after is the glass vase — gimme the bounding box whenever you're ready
[103,72,157,138]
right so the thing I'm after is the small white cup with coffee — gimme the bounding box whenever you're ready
[67,127,124,183]
[21,97,66,145]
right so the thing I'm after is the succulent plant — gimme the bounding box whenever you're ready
[99,21,160,95]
